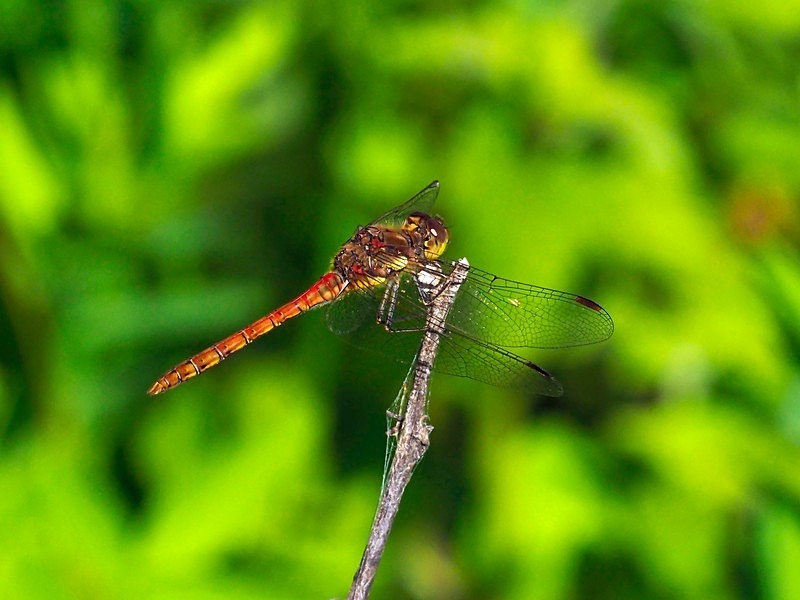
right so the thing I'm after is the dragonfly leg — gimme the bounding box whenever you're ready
[378,275,434,334]
[376,277,401,329]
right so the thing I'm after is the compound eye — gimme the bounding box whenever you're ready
[430,216,448,238]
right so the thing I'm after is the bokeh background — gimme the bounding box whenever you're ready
[2,1,800,598]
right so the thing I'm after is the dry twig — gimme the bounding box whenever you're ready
[347,258,470,599]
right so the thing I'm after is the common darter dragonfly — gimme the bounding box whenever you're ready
[147,182,613,397]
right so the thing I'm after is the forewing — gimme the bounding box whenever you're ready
[444,264,614,349]
[368,181,441,229]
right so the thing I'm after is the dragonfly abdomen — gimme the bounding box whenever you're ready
[147,272,346,395]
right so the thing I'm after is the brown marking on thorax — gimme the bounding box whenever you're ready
[333,225,425,282]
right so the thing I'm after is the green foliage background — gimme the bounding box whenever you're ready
[2,1,800,598]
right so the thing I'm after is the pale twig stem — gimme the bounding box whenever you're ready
[347,258,470,599]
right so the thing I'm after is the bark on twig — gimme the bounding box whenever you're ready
[347,258,470,599]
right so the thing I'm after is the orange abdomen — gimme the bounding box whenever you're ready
[147,272,346,395]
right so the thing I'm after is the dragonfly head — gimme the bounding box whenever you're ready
[404,212,449,260]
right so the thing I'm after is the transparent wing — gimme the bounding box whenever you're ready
[325,272,425,341]
[367,180,441,229]
[325,270,565,396]
[435,334,563,396]
[324,273,426,383]
[441,263,615,349]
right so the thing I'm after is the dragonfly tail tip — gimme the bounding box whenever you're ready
[146,382,165,396]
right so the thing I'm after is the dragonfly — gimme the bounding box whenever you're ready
[147,181,613,397]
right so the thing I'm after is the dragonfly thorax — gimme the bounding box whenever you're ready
[333,213,448,287]
[333,226,414,283]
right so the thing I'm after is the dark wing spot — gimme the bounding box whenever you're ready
[575,295,603,311]
[526,361,553,377]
